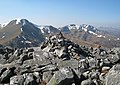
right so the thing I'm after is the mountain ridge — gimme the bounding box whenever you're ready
[0,19,120,48]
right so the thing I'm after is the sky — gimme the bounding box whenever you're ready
[0,0,120,27]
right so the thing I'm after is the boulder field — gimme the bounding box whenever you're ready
[0,33,120,85]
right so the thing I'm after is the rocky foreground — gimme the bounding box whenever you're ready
[0,33,120,85]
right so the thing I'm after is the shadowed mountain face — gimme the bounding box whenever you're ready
[0,19,120,48]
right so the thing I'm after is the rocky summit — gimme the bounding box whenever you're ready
[0,33,120,85]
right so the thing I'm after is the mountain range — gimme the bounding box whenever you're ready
[0,19,120,48]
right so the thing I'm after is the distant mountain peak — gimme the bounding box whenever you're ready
[35,25,59,34]
[0,18,45,48]
[80,24,97,32]
[68,24,80,30]
[14,18,29,26]
[15,18,21,24]
[60,24,97,34]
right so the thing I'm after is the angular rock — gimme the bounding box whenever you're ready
[42,71,53,84]
[17,53,33,65]
[107,53,120,63]
[0,67,16,83]
[88,58,98,69]
[47,67,74,85]
[57,59,78,69]
[15,62,33,75]
[10,75,24,85]
[102,66,110,72]
[79,59,89,70]
[90,71,99,80]
[54,47,70,60]
[33,51,51,66]
[34,64,57,72]
[105,64,120,85]
[103,58,111,66]
[23,73,38,85]
[82,71,90,79]
[0,67,7,76]
[0,58,7,64]
[81,79,96,85]
[33,72,41,83]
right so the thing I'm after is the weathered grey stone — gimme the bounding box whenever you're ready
[23,73,38,85]
[108,53,120,63]
[54,47,70,60]
[10,75,24,85]
[99,73,106,83]
[17,53,33,65]
[33,72,41,83]
[23,59,35,68]
[0,67,7,76]
[88,58,97,69]
[47,67,74,85]
[79,59,89,70]
[90,71,99,79]
[105,64,120,85]
[100,51,106,56]
[103,58,111,66]
[102,66,110,72]
[34,64,57,72]
[0,58,7,64]
[42,44,53,52]
[33,51,51,66]
[0,68,15,83]
[82,71,90,79]
[81,79,96,85]
[43,71,53,84]
[27,48,34,52]
[57,59,78,69]
[15,63,33,75]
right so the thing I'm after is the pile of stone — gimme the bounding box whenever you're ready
[0,33,120,85]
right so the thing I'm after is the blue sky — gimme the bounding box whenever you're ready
[0,0,120,27]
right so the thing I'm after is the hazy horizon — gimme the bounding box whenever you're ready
[0,0,120,27]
